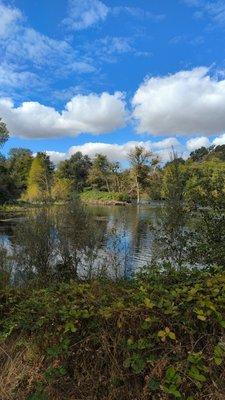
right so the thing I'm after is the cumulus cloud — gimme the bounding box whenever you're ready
[63,0,109,31]
[186,136,210,151]
[45,138,183,165]
[0,92,127,138]
[132,67,225,136]
[213,133,225,146]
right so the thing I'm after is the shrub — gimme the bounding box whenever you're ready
[0,266,225,399]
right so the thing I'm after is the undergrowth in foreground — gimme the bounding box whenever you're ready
[0,266,225,400]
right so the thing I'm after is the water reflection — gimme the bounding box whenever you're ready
[87,204,162,275]
[0,203,162,283]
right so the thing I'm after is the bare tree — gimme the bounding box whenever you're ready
[128,146,154,204]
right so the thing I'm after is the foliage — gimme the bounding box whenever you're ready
[5,202,104,284]
[57,152,92,191]
[128,145,157,203]
[0,266,225,399]
[80,189,131,203]
[51,178,73,201]
[0,155,14,204]
[185,160,225,209]
[1,141,225,207]
[87,154,113,192]
[23,153,54,202]
[7,148,33,198]
[0,117,9,147]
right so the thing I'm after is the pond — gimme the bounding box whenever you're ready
[0,204,163,279]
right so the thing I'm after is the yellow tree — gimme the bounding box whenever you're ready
[52,178,73,201]
[23,155,50,202]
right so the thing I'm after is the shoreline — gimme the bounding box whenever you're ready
[82,199,131,206]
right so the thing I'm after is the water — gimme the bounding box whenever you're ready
[87,204,162,275]
[0,204,162,277]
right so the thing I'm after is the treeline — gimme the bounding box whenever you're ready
[1,119,225,205]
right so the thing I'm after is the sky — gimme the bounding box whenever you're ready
[1,0,225,165]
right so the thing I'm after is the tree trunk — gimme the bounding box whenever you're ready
[105,177,110,192]
[136,175,140,204]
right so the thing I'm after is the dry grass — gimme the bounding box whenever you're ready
[0,340,44,400]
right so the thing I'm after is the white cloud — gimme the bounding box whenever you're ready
[0,1,94,93]
[3,25,93,74]
[213,133,225,146]
[63,0,109,31]
[132,67,225,136]
[45,151,67,164]
[45,138,182,165]
[186,136,210,151]
[0,92,127,138]
[82,35,151,66]
[151,137,180,150]
[0,63,40,88]
[0,1,22,38]
[113,6,165,22]
[183,0,225,25]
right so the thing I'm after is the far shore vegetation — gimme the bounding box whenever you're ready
[1,123,225,399]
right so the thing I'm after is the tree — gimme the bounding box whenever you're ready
[88,154,112,191]
[24,153,53,202]
[0,155,13,204]
[57,152,91,191]
[211,145,225,162]
[184,160,225,210]
[128,146,153,203]
[189,146,209,162]
[36,152,54,196]
[52,178,73,201]
[0,118,9,147]
[8,148,33,198]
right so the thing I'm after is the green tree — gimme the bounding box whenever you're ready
[211,145,225,161]
[36,152,54,196]
[88,154,112,191]
[8,148,33,198]
[52,178,73,201]
[154,156,189,266]
[189,146,209,162]
[0,118,9,147]
[184,160,225,210]
[0,155,13,204]
[128,146,154,203]
[57,152,91,191]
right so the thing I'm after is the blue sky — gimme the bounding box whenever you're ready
[1,0,225,164]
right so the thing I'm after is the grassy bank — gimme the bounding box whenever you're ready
[1,266,225,399]
[80,190,131,205]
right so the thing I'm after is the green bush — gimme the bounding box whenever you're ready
[80,189,131,203]
[0,266,225,399]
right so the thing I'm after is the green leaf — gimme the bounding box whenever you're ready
[168,331,176,340]
[163,385,182,398]
[214,357,222,366]
[144,298,154,309]
[148,378,160,391]
[197,315,206,321]
[64,322,77,333]
[165,366,176,381]
[188,366,207,383]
